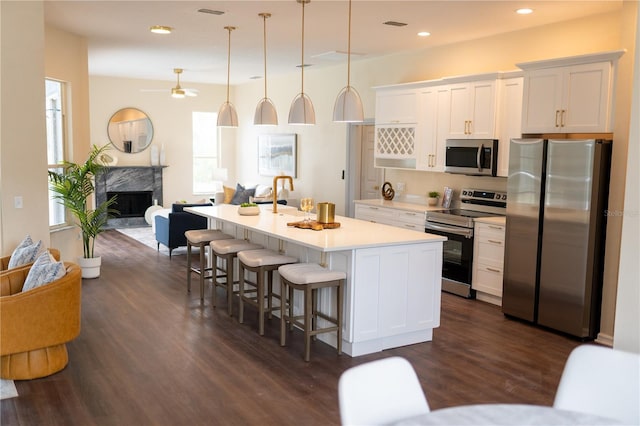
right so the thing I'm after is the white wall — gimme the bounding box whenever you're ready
[614,4,640,354]
[0,1,49,253]
[88,76,231,207]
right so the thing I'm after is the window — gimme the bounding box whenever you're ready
[46,79,67,227]
[192,112,220,194]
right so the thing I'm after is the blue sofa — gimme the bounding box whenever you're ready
[154,203,210,258]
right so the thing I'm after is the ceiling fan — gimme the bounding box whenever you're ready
[140,68,199,98]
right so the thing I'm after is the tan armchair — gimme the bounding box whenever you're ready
[1,248,61,274]
[0,262,81,380]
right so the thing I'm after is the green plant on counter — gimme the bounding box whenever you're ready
[240,202,258,207]
[428,191,440,198]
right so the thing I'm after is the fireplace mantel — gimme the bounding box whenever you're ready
[96,166,166,228]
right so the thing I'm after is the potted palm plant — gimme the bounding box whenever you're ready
[48,144,118,278]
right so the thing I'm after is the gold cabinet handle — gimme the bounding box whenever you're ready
[488,239,503,245]
[374,185,380,190]
[488,225,503,230]
[555,110,560,127]
[486,267,501,273]
[467,120,472,135]
[561,109,566,127]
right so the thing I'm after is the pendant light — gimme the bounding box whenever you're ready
[333,0,363,122]
[288,0,315,125]
[217,26,238,127]
[254,13,278,126]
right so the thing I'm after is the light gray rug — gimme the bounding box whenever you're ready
[115,226,189,256]
[1,379,18,400]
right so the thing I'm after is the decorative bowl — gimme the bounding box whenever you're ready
[237,205,260,216]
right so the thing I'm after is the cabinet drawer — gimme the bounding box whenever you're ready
[476,238,505,265]
[473,263,503,297]
[476,222,505,235]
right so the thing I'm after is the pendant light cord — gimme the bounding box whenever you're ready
[262,14,268,98]
[347,0,352,88]
[224,26,235,103]
[301,0,306,95]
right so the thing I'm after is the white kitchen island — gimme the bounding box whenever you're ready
[186,204,446,357]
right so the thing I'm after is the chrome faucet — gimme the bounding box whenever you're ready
[272,175,294,214]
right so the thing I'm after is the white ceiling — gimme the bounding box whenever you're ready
[44,0,622,86]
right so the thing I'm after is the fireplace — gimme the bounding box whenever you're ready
[96,166,165,228]
[108,191,152,218]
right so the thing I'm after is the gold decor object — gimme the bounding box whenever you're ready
[288,0,315,125]
[382,182,395,200]
[150,25,172,34]
[333,0,364,122]
[316,202,335,224]
[217,26,238,127]
[254,13,278,125]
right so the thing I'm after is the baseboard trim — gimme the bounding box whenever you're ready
[595,332,614,347]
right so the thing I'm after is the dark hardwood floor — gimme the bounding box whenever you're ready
[1,229,583,425]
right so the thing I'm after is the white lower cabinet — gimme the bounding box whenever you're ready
[355,204,425,232]
[351,244,442,352]
[472,221,505,305]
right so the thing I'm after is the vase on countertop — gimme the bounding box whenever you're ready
[159,144,166,165]
[150,145,159,166]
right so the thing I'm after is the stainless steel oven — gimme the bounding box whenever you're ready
[425,189,506,298]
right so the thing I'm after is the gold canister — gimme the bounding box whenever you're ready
[316,202,335,224]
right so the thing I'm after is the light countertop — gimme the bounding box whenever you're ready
[354,198,445,213]
[474,216,506,225]
[186,204,445,252]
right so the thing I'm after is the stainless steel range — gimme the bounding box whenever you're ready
[425,188,506,298]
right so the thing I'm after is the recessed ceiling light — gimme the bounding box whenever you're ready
[150,25,172,34]
[418,31,431,37]
[516,8,533,15]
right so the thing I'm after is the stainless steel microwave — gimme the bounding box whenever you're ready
[444,139,498,176]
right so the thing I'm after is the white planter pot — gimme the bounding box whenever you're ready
[78,256,101,279]
[428,197,439,206]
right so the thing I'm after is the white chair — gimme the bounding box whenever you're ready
[554,344,640,425]
[338,357,430,426]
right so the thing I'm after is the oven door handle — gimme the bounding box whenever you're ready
[425,222,473,238]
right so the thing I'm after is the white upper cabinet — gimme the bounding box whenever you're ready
[416,86,446,171]
[496,76,524,177]
[518,50,624,134]
[375,88,419,124]
[444,79,498,139]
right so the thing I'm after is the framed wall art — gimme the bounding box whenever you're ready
[258,134,297,177]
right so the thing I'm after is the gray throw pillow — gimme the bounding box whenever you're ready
[230,183,256,205]
[22,252,66,292]
[8,235,43,268]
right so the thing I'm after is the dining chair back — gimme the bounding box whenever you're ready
[338,356,430,426]
[554,344,640,425]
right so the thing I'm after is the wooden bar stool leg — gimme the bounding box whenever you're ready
[337,280,344,355]
[213,253,219,306]
[199,243,206,300]
[257,267,265,335]
[280,279,288,347]
[226,254,234,316]
[304,287,313,362]
[289,286,295,331]
[187,242,192,293]
[267,270,273,320]
[238,262,246,324]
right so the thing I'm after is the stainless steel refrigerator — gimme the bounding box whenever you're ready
[502,138,611,339]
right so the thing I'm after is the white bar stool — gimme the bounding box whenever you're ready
[210,238,262,316]
[278,263,345,362]
[185,229,233,300]
[237,249,297,335]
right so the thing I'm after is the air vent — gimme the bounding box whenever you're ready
[198,8,225,15]
[383,21,408,27]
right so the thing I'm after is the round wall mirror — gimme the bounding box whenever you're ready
[107,107,154,153]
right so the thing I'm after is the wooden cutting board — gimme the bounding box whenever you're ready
[287,220,341,231]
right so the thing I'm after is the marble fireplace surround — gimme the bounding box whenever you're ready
[96,166,165,228]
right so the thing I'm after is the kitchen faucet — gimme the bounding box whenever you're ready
[272,175,294,214]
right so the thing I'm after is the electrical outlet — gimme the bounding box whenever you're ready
[396,182,405,192]
[14,196,23,209]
